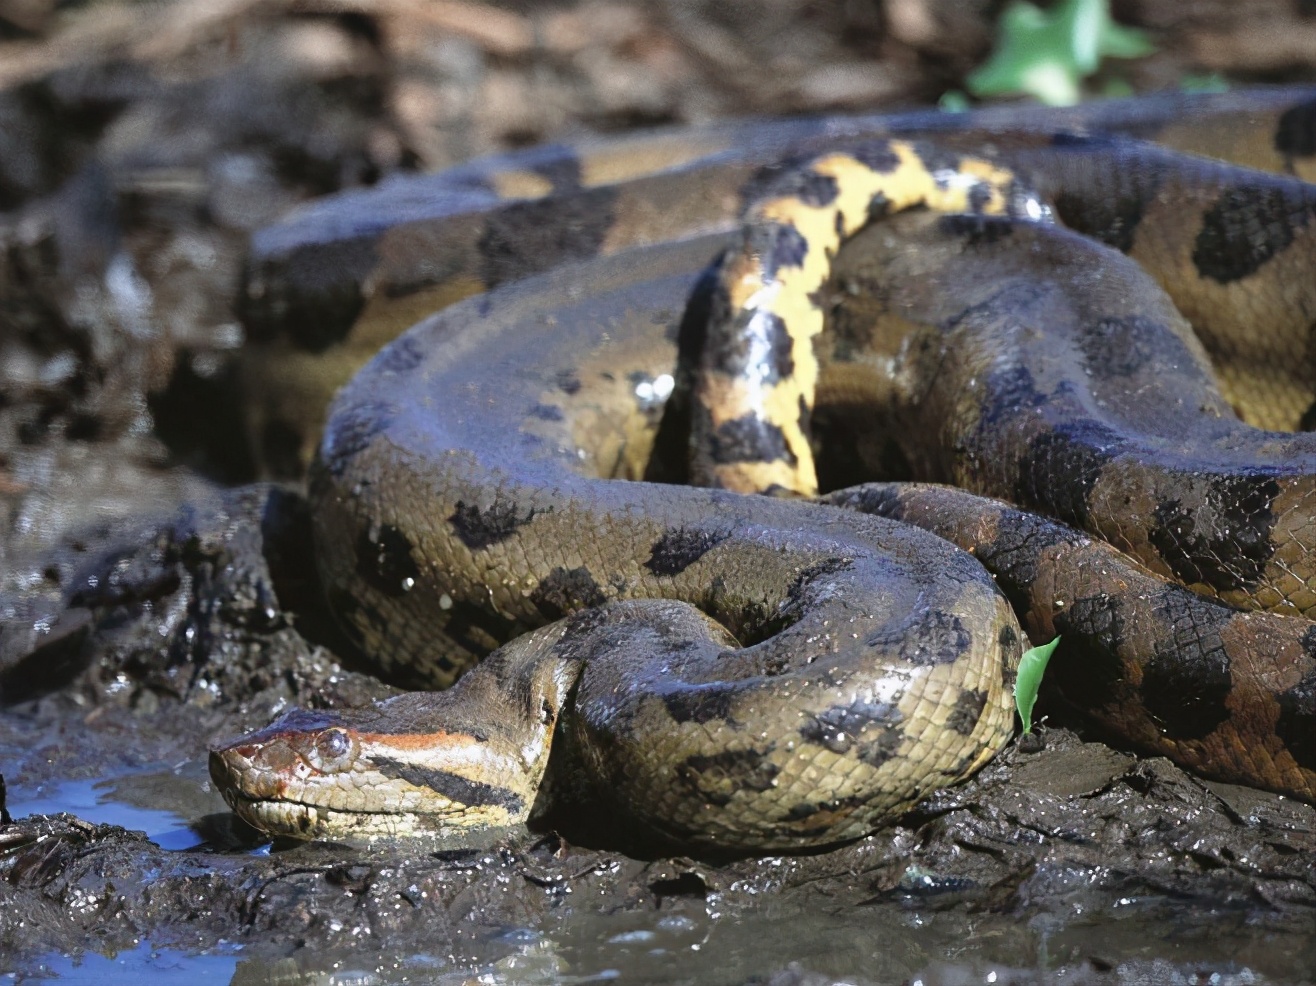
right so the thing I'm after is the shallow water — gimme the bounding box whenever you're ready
[6,773,216,853]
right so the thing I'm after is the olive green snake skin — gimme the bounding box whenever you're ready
[211,88,1316,850]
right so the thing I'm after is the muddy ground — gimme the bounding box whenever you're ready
[1,1,1315,983]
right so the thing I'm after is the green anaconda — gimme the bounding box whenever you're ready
[212,88,1316,850]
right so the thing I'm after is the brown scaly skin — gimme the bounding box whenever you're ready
[213,89,1316,847]
[241,87,1316,476]
[214,235,1022,850]
[830,483,1316,804]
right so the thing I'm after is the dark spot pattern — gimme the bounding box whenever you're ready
[1049,594,1128,711]
[1275,669,1316,773]
[855,729,904,768]
[912,142,964,180]
[663,685,737,725]
[244,235,376,352]
[677,749,778,806]
[1147,474,1280,594]
[555,370,581,395]
[973,360,1049,428]
[785,558,854,611]
[1053,186,1149,254]
[945,688,988,736]
[955,510,1047,594]
[371,756,524,812]
[800,699,903,755]
[477,186,618,286]
[1014,420,1126,530]
[705,307,794,382]
[768,169,839,208]
[529,566,607,620]
[847,141,901,173]
[645,528,731,577]
[1192,183,1310,284]
[939,213,1014,246]
[376,335,425,373]
[529,403,564,422]
[449,497,540,550]
[1141,594,1233,740]
[321,400,394,477]
[744,222,810,281]
[866,191,891,222]
[1275,100,1316,162]
[997,623,1020,660]
[778,793,866,832]
[709,414,796,467]
[867,610,971,666]
[1077,315,1202,381]
[528,150,583,192]
[966,181,994,214]
[355,524,420,598]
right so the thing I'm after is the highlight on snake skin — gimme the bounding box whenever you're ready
[211,88,1316,851]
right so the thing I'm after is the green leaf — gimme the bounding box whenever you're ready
[938,90,971,113]
[965,0,1154,106]
[1014,636,1060,734]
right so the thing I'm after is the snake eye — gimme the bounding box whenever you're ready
[316,728,351,761]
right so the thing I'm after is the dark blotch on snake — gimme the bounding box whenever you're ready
[867,610,971,666]
[477,185,618,286]
[449,497,540,550]
[1275,100,1316,160]
[744,221,810,280]
[1053,186,1149,254]
[555,369,581,395]
[663,686,737,726]
[938,213,1014,246]
[709,414,796,467]
[376,335,425,373]
[945,688,989,736]
[1193,183,1310,284]
[1077,314,1204,381]
[1140,594,1234,740]
[355,524,420,598]
[644,528,731,577]
[1275,667,1316,773]
[529,566,607,621]
[1013,420,1126,530]
[1147,473,1279,594]
[704,308,794,382]
[1047,594,1129,710]
[768,169,839,208]
[529,403,564,422]
[321,400,394,477]
[846,141,901,173]
[372,757,524,812]
[677,749,779,806]
[800,699,903,755]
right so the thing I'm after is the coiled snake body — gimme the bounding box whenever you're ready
[212,88,1316,849]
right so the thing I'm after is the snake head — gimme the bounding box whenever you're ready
[208,694,540,843]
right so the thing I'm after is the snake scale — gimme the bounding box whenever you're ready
[212,88,1316,850]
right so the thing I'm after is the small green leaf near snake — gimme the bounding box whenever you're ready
[212,89,1316,850]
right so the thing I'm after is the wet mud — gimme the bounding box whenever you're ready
[2,2,1316,983]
